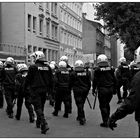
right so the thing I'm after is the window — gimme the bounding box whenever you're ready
[52,24,54,39]
[28,14,31,31]
[38,47,42,51]
[33,46,37,52]
[54,3,57,15]
[46,20,50,37]
[46,3,49,10]
[54,26,57,40]
[33,16,36,33]
[28,45,32,53]
[39,18,43,35]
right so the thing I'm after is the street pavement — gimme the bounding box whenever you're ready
[0,92,138,138]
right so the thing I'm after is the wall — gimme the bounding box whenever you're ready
[1,3,25,45]
[82,18,96,54]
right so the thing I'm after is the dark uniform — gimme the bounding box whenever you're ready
[67,64,73,114]
[2,64,17,118]
[52,67,71,118]
[15,71,35,122]
[0,65,4,108]
[49,66,57,106]
[71,67,91,125]
[92,64,116,127]
[130,63,140,82]
[108,70,140,137]
[116,62,130,103]
[25,59,53,134]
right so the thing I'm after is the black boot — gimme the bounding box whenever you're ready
[41,122,49,134]
[29,115,35,123]
[79,118,86,125]
[36,120,41,128]
[63,113,68,118]
[100,122,108,127]
[52,110,58,116]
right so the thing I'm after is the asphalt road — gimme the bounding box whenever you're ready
[0,93,138,138]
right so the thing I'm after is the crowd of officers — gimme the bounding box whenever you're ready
[0,50,140,136]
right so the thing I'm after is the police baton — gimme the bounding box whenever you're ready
[93,90,97,110]
[86,96,92,109]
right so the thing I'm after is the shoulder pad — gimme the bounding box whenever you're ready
[4,67,14,70]
[61,71,69,74]
[100,67,111,71]
[77,71,87,76]
[38,66,49,71]
[122,66,129,69]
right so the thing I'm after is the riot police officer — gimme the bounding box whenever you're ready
[92,54,116,127]
[59,56,73,114]
[0,61,4,108]
[52,61,71,118]
[15,63,35,123]
[116,57,130,104]
[49,63,57,106]
[2,57,17,118]
[108,57,140,137]
[25,51,53,134]
[71,60,91,125]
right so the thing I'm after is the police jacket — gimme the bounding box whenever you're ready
[25,60,53,94]
[0,67,4,83]
[71,67,91,92]
[117,62,130,81]
[15,72,29,96]
[130,64,140,82]
[92,65,116,92]
[55,67,71,89]
[117,71,140,122]
[2,64,17,88]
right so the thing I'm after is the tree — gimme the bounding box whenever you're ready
[94,2,140,57]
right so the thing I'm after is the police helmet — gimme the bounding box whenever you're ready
[59,61,67,68]
[0,61,3,68]
[97,54,108,64]
[50,61,56,65]
[75,60,84,67]
[119,57,126,63]
[130,60,136,66]
[60,55,68,63]
[17,64,28,72]
[34,51,45,61]
[49,63,55,70]
[6,57,15,65]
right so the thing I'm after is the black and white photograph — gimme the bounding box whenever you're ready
[0,1,139,138]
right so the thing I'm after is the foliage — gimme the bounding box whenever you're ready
[94,2,140,54]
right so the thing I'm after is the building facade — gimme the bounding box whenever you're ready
[82,15,105,64]
[58,2,83,66]
[0,2,60,64]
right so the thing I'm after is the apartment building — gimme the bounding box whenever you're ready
[0,3,59,64]
[58,2,83,66]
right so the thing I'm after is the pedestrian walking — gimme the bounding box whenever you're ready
[15,63,35,123]
[92,54,116,127]
[71,60,91,125]
[52,60,71,118]
[2,57,17,118]
[25,51,53,134]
